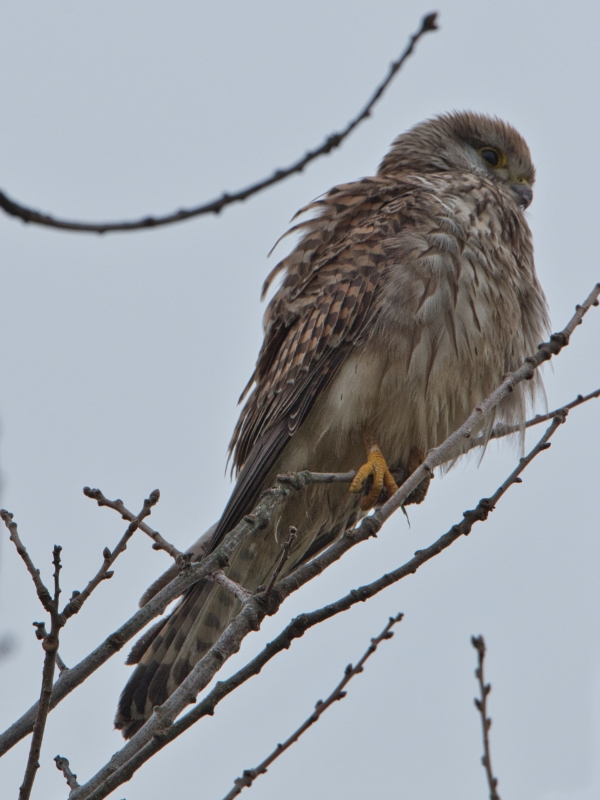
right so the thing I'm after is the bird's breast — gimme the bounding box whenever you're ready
[288,271,535,477]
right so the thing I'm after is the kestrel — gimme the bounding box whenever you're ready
[116,112,549,737]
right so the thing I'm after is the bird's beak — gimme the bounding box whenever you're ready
[510,183,533,209]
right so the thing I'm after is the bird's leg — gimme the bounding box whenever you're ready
[350,432,398,511]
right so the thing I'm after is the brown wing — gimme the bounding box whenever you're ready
[210,177,402,548]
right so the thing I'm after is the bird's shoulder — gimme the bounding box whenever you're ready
[262,170,522,318]
[249,170,518,387]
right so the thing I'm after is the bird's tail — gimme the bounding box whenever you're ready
[114,520,287,739]
[114,576,239,738]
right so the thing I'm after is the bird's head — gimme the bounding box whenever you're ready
[378,111,535,209]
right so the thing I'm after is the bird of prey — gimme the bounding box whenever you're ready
[116,111,549,738]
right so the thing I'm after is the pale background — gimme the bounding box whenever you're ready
[0,2,599,798]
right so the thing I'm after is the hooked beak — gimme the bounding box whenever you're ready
[510,182,533,209]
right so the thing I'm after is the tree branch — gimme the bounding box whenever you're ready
[0,513,68,797]
[263,527,297,598]
[223,613,403,800]
[69,411,566,800]
[0,510,54,613]
[20,634,59,800]
[472,636,501,800]
[13,543,65,800]
[210,570,253,604]
[0,471,316,757]
[54,756,80,792]
[60,490,160,622]
[0,14,438,235]
[83,487,182,560]
[33,623,69,672]
[463,386,600,454]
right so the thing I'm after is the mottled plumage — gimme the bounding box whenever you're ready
[116,112,549,737]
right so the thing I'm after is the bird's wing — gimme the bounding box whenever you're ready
[210,178,402,547]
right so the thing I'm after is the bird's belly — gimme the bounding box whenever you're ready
[260,305,530,567]
[285,325,523,478]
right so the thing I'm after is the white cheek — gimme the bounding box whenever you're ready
[463,148,486,173]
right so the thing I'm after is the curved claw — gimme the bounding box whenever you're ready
[350,445,398,511]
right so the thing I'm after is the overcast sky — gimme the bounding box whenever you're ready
[1,2,599,799]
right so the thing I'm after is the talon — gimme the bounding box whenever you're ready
[350,444,398,511]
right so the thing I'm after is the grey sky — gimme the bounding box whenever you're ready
[0,2,599,798]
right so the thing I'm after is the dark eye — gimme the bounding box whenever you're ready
[479,147,501,167]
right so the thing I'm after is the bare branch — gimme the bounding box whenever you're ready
[272,412,568,629]
[16,545,65,800]
[54,756,80,792]
[263,526,297,598]
[464,386,600,454]
[300,471,357,483]
[211,571,252,604]
[0,13,438,235]
[60,490,160,622]
[83,486,181,560]
[0,471,313,757]
[0,510,54,613]
[223,613,403,800]
[6,496,157,797]
[68,412,565,800]
[33,623,68,672]
[0,514,68,797]
[295,383,600,475]
[472,636,501,800]
[19,634,59,800]
[52,545,62,607]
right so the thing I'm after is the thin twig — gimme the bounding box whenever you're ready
[61,490,160,621]
[0,471,315,757]
[4,496,157,798]
[0,511,54,613]
[263,527,297,598]
[472,636,501,800]
[464,386,600,454]
[289,386,600,487]
[0,512,66,797]
[52,545,62,607]
[83,486,181,559]
[55,755,80,792]
[298,470,357,483]
[5,535,66,800]
[223,613,403,800]
[0,14,438,234]
[211,571,252,604]
[68,412,566,800]
[290,385,600,475]
[33,623,68,672]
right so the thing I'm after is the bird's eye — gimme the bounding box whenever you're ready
[479,147,501,167]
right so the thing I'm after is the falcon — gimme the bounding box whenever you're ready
[116,111,549,737]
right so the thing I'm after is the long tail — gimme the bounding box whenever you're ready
[115,576,239,738]
[115,428,363,738]
[114,516,289,739]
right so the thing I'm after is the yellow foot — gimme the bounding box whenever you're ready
[349,445,398,511]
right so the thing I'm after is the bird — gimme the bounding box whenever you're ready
[115,111,549,738]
